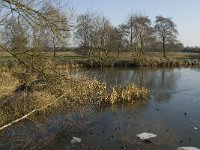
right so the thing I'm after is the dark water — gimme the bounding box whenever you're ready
[2,67,200,150]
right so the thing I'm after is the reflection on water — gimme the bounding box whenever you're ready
[2,67,200,149]
[84,67,181,102]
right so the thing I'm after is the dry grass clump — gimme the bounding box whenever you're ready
[57,76,149,107]
[105,84,149,105]
[117,84,148,103]
[0,70,19,99]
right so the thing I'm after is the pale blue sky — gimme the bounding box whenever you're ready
[69,0,200,47]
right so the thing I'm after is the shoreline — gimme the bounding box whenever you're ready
[65,58,200,68]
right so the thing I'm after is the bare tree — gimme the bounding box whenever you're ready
[98,16,114,57]
[132,15,155,56]
[75,12,94,56]
[155,16,178,57]
[3,18,28,51]
[32,2,70,56]
[119,14,134,51]
[107,27,124,56]
[75,12,117,59]
[0,0,71,70]
[120,14,155,56]
[43,3,70,50]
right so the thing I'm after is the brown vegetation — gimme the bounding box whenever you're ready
[0,69,19,99]
[0,64,149,132]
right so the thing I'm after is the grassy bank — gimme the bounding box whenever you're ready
[1,52,200,67]
[1,51,200,69]
[67,52,200,68]
[43,52,200,68]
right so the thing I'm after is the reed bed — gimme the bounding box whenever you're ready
[0,67,149,127]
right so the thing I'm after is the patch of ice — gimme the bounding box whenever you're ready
[136,132,157,140]
[70,137,81,144]
[177,147,200,150]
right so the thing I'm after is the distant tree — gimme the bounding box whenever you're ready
[108,27,124,56]
[3,18,28,52]
[167,40,184,51]
[43,3,70,47]
[98,16,124,57]
[98,16,112,56]
[131,15,155,55]
[76,12,119,58]
[120,14,155,56]
[155,16,178,57]
[119,14,134,51]
[32,2,70,56]
[75,12,95,56]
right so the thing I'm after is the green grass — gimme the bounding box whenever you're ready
[0,54,84,64]
[59,55,84,60]
[1,51,200,64]
[0,56,16,62]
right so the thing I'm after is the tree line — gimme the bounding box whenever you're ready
[0,1,183,59]
[75,12,181,58]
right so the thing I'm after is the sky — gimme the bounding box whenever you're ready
[69,0,200,47]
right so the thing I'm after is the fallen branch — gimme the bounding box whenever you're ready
[0,92,68,131]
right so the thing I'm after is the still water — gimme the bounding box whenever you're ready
[51,67,200,150]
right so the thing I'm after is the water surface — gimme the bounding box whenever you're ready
[51,67,200,149]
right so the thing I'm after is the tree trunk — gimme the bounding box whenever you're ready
[130,15,133,51]
[162,37,166,57]
[140,33,144,55]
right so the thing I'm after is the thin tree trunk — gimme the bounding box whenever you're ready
[53,37,56,57]
[163,37,166,57]
[130,15,133,51]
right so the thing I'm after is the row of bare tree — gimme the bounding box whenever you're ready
[0,0,180,59]
[75,12,180,57]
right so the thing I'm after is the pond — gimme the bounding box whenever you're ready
[2,67,200,150]
[46,67,200,149]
